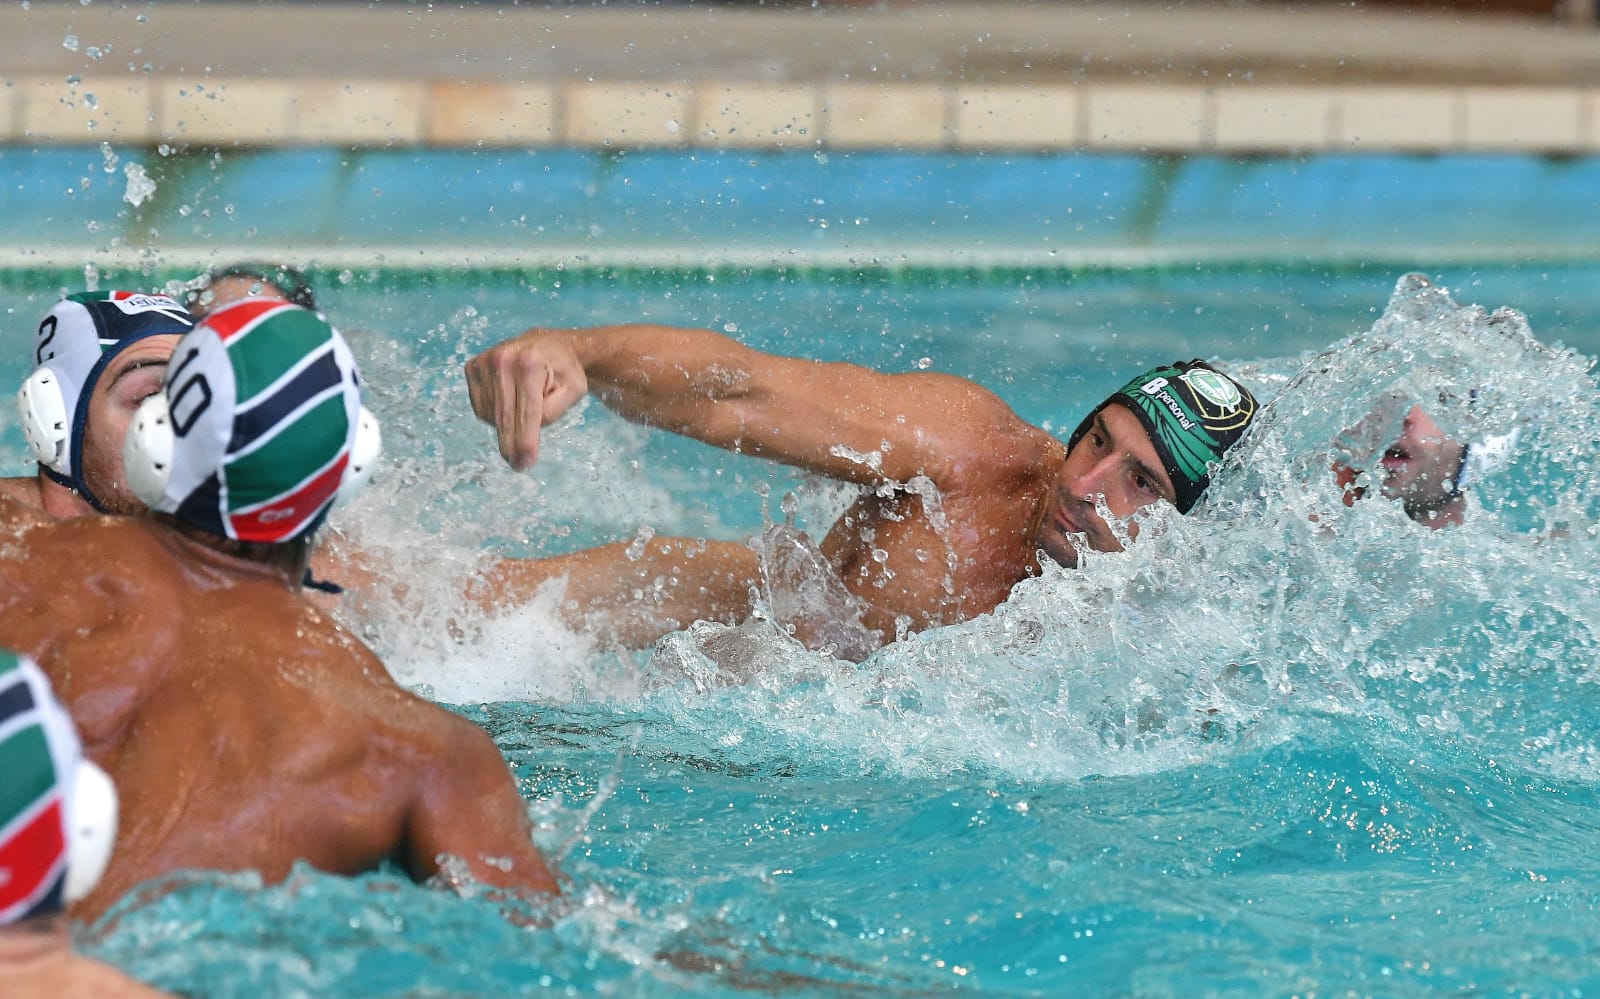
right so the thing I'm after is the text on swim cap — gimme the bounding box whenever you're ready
[34,316,57,366]
[1139,376,1197,432]
[165,348,214,437]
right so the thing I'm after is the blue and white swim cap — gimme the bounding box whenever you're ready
[123,298,381,544]
[0,650,118,923]
[17,291,195,510]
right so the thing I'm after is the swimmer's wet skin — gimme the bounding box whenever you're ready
[464,322,1259,652]
[0,299,558,923]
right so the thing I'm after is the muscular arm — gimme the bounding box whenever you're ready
[465,323,1036,490]
[404,712,559,897]
[466,536,761,649]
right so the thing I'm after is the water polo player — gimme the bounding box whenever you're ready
[0,649,171,996]
[7,291,194,518]
[1334,394,1520,531]
[0,299,558,920]
[463,321,1259,654]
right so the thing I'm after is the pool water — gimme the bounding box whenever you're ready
[3,150,1600,996]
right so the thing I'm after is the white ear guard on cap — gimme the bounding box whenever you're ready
[1455,426,1521,493]
[125,392,175,511]
[63,760,118,904]
[124,394,383,515]
[17,368,71,474]
[334,405,384,505]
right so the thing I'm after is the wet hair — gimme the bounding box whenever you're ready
[186,262,317,314]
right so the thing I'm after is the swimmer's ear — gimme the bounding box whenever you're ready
[335,405,383,504]
[124,393,175,511]
[18,368,71,474]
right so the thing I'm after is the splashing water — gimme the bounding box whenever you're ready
[55,268,1600,997]
[627,274,1600,784]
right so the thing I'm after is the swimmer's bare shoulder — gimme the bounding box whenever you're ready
[0,516,188,746]
[891,371,1065,500]
[387,691,559,896]
[0,486,49,532]
[179,592,561,897]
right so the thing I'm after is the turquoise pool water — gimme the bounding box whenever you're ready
[3,149,1600,996]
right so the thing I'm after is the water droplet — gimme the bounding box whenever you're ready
[121,162,156,207]
[62,33,79,52]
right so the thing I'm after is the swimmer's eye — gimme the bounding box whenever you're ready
[111,363,169,406]
[1132,471,1159,498]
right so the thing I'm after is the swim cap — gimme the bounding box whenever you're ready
[0,650,118,923]
[123,298,381,544]
[1068,360,1258,513]
[17,291,194,509]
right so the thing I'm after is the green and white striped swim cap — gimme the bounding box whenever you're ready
[124,298,381,544]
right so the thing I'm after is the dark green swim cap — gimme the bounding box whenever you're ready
[1068,360,1258,513]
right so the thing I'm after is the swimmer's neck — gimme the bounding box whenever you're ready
[0,916,72,972]
[36,474,96,520]
[156,519,312,588]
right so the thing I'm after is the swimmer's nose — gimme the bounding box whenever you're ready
[1075,454,1113,496]
[1068,455,1119,506]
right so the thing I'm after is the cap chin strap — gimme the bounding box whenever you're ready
[124,393,384,517]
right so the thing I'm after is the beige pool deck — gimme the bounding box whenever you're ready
[0,1,1597,152]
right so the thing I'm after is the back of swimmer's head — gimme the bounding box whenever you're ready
[123,298,381,546]
[0,648,118,925]
[185,262,316,319]
[1068,359,1259,513]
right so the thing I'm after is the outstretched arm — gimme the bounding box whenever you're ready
[464,323,1028,488]
[405,714,559,897]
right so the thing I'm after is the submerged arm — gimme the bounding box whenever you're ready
[465,323,1032,489]
[466,536,762,649]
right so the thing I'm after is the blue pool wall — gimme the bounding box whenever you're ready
[2,149,1598,266]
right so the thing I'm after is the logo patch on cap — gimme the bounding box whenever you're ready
[1181,368,1242,410]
